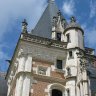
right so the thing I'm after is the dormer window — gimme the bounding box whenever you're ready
[66,33,71,42]
[56,33,61,41]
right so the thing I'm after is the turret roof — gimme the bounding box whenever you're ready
[31,0,64,39]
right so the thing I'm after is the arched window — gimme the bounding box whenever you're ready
[52,89,62,96]
[47,83,65,96]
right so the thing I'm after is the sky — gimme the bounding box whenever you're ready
[0,0,96,72]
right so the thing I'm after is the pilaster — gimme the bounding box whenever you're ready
[83,70,89,96]
[22,53,32,96]
[15,53,27,96]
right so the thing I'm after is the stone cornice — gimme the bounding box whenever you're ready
[20,33,67,50]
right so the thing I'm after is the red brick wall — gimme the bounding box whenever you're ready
[32,59,65,79]
[31,80,50,96]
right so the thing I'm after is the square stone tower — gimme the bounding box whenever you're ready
[6,0,96,96]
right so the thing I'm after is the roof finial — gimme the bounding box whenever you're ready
[22,19,28,33]
[70,16,76,23]
[48,0,55,3]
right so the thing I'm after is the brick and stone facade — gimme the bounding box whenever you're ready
[5,0,96,96]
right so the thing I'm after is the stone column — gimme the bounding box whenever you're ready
[7,82,11,96]
[24,54,32,72]
[76,86,80,96]
[18,54,26,72]
[83,81,89,96]
[15,53,26,96]
[22,54,32,96]
[15,78,18,96]
[80,83,83,96]
[22,75,31,96]
[83,70,89,96]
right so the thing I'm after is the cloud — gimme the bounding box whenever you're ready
[0,0,47,71]
[84,25,96,48]
[90,0,96,18]
[62,0,75,16]
[0,43,10,71]
[0,51,8,60]
[0,50,8,71]
[0,0,47,41]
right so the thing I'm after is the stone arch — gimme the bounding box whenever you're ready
[47,83,65,96]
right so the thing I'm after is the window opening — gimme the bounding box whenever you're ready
[69,51,73,58]
[66,34,71,42]
[57,33,61,41]
[52,89,62,96]
[67,67,71,76]
[56,60,63,69]
[67,89,70,96]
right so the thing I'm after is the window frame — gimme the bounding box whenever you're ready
[68,51,74,59]
[66,67,71,76]
[56,59,63,70]
[67,89,70,96]
[66,33,71,43]
[56,32,61,41]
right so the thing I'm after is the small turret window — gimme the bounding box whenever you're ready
[66,33,71,42]
[67,89,70,96]
[69,51,73,58]
[56,33,61,41]
[67,67,71,76]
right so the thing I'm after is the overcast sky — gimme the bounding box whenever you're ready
[0,0,96,72]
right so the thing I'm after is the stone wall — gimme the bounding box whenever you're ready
[0,72,8,96]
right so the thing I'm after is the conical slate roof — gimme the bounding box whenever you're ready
[31,0,64,39]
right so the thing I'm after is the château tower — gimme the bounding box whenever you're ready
[6,0,96,96]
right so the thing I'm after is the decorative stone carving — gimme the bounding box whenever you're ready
[22,19,28,33]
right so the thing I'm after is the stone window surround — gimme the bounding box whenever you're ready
[54,58,65,73]
[46,83,65,96]
[36,65,50,76]
[66,33,71,43]
[68,50,74,60]
[66,88,70,96]
[66,67,71,76]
